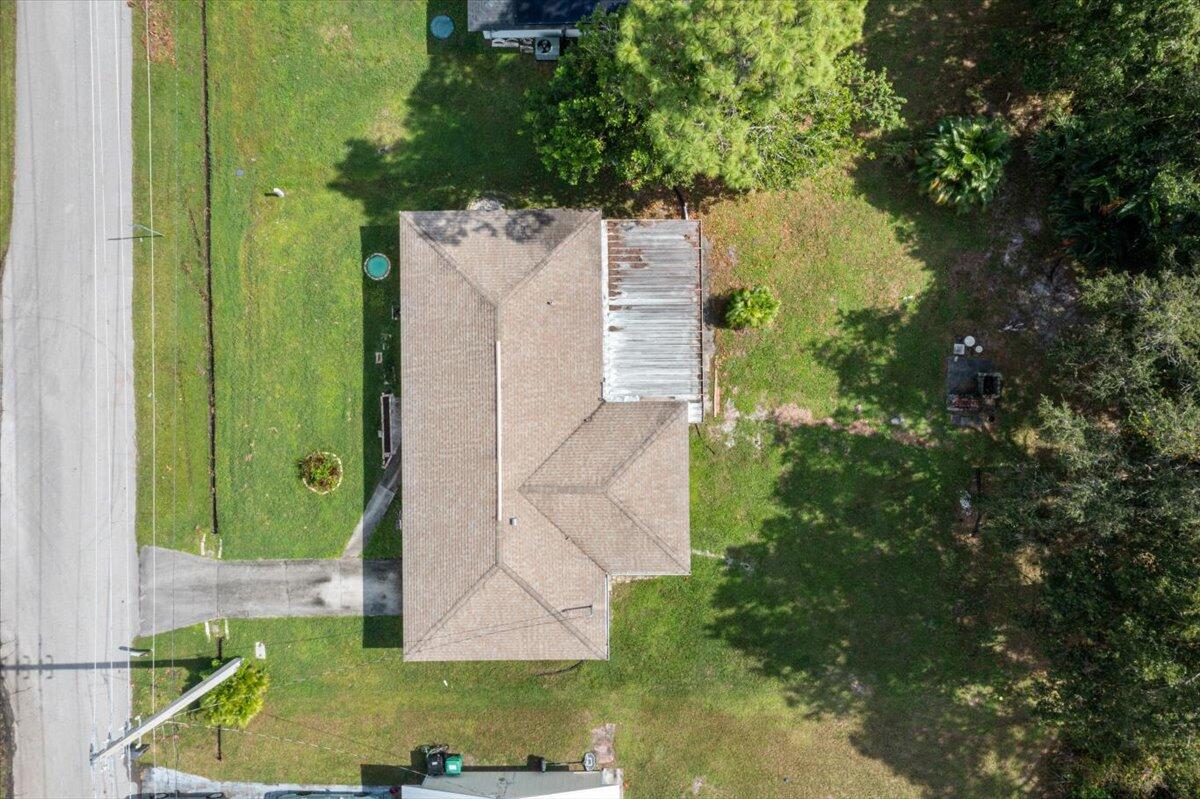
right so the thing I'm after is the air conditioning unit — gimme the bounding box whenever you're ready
[534,36,560,61]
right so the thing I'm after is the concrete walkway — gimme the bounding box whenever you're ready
[138,547,401,636]
[342,452,402,557]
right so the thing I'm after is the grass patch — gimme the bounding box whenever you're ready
[132,0,213,553]
[0,0,16,261]
[138,566,926,797]
[138,425,1038,796]
[705,166,987,418]
[206,0,561,558]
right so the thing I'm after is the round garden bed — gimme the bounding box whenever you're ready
[299,451,344,495]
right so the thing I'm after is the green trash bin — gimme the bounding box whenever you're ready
[445,753,463,776]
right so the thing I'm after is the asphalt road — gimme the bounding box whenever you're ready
[0,2,137,796]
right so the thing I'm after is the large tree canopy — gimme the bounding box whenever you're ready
[1031,0,1200,274]
[529,0,900,190]
[989,272,1200,796]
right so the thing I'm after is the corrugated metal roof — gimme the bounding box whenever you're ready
[603,219,704,421]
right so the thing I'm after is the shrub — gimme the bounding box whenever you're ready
[199,660,269,729]
[298,451,343,494]
[915,115,1011,211]
[725,286,780,329]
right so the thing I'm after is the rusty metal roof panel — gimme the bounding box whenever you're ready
[603,219,703,418]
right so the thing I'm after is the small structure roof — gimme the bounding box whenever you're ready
[603,219,705,420]
[400,209,691,661]
[403,769,622,798]
[467,0,625,32]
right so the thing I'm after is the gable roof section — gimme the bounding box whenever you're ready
[404,209,597,305]
[522,402,690,576]
[399,223,498,647]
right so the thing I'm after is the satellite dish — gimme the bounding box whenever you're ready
[430,14,454,40]
[963,335,976,347]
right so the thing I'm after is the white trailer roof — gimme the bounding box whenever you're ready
[403,769,622,799]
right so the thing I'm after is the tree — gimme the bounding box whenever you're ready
[199,659,269,729]
[529,0,902,190]
[1029,0,1200,274]
[987,272,1200,796]
[1060,272,1200,460]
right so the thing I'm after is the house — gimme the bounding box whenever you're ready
[399,209,704,661]
[466,0,625,57]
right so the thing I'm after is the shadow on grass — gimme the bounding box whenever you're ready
[707,9,1054,786]
[862,0,1034,126]
[327,3,658,219]
[710,426,1041,797]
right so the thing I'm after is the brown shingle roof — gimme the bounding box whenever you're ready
[400,209,690,661]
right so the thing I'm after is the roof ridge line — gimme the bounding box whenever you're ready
[519,400,610,492]
[406,563,499,656]
[517,485,611,576]
[521,483,608,495]
[496,209,602,306]
[500,563,607,660]
[400,212,498,309]
[601,401,686,490]
[606,490,690,574]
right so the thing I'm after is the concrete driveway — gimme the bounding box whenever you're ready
[0,1,137,796]
[139,548,401,636]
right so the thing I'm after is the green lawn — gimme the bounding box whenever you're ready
[705,166,987,419]
[132,0,1049,795]
[207,0,564,558]
[132,0,213,554]
[1,0,16,261]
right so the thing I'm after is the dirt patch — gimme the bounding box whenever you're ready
[771,402,814,428]
[769,404,882,438]
[318,23,352,49]
[138,0,175,65]
[589,723,616,767]
[891,427,936,448]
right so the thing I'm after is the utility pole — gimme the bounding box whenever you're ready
[89,657,244,763]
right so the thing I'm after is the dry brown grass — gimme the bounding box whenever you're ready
[138,0,176,65]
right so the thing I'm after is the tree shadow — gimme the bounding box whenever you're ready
[327,2,664,219]
[862,0,1035,126]
[710,425,1043,797]
[359,224,399,515]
